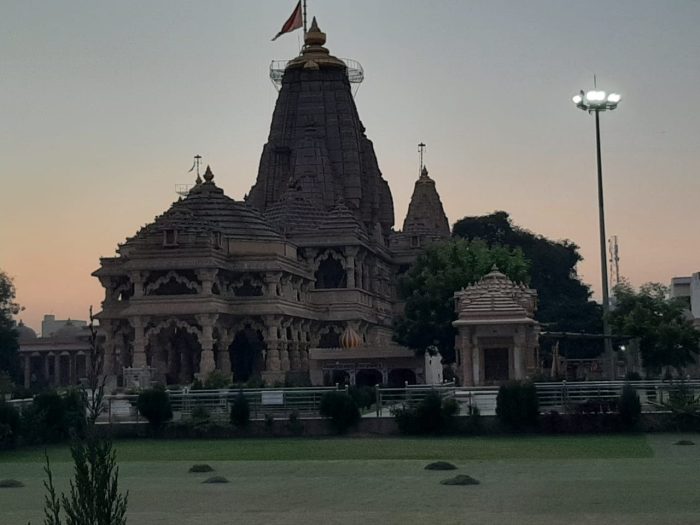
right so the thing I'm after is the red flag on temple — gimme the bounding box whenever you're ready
[271,1,303,41]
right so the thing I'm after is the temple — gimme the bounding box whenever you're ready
[94,20,452,388]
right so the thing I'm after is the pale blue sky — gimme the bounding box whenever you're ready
[2,0,699,330]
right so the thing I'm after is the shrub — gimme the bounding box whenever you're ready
[287,410,304,436]
[204,370,231,390]
[348,386,375,410]
[230,392,250,428]
[136,387,173,427]
[22,390,85,444]
[319,391,360,434]
[264,413,275,432]
[440,474,480,486]
[190,406,210,424]
[496,382,539,431]
[0,402,20,448]
[392,392,459,435]
[618,383,642,430]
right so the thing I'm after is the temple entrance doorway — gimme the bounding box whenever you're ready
[230,327,265,383]
[484,347,509,382]
[149,326,200,384]
[356,369,382,387]
[388,368,416,387]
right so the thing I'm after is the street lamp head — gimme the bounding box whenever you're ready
[572,88,621,112]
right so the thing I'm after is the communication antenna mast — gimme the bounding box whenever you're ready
[418,142,426,175]
[608,235,620,286]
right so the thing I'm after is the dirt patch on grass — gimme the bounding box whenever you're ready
[189,464,215,473]
[425,461,457,471]
[0,479,24,488]
[202,476,229,484]
[440,475,480,486]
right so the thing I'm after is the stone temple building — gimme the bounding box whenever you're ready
[453,268,540,386]
[94,19,451,388]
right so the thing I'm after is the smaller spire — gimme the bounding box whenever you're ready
[420,165,430,180]
[203,165,214,183]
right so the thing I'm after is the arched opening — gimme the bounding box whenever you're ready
[230,327,265,383]
[356,369,382,387]
[148,325,200,385]
[388,368,417,387]
[315,257,346,289]
[324,369,349,386]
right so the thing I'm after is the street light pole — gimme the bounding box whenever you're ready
[572,87,621,378]
[594,110,613,372]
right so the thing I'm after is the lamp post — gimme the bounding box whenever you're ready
[572,87,621,378]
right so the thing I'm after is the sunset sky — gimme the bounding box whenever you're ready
[2,0,699,332]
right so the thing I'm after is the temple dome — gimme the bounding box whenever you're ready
[16,321,37,342]
[340,326,362,349]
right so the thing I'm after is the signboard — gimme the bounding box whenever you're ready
[261,391,284,405]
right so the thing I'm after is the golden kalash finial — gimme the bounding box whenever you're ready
[287,17,345,70]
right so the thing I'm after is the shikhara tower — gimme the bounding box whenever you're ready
[94,20,450,388]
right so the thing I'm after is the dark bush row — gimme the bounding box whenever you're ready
[0,390,87,448]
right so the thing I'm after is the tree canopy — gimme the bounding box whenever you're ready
[0,270,20,381]
[452,211,603,357]
[394,238,529,361]
[609,282,700,375]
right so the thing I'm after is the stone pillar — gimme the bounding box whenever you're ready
[69,353,76,386]
[262,316,284,383]
[129,271,145,299]
[472,334,481,386]
[512,328,524,380]
[460,329,474,387]
[196,314,218,378]
[345,248,358,288]
[288,333,301,371]
[217,330,233,375]
[299,343,309,371]
[130,317,147,368]
[196,269,217,296]
[53,355,60,387]
[43,354,50,384]
[23,355,31,389]
[264,273,282,297]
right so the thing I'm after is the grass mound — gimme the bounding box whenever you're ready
[440,475,480,486]
[674,440,695,446]
[203,476,229,484]
[189,464,215,473]
[0,479,24,488]
[425,461,457,471]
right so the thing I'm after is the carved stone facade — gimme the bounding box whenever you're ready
[94,20,451,388]
[453,268,540,386]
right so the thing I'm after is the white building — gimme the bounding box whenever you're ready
[670,273,700,328]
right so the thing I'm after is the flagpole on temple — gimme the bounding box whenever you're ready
[303,0,308,37]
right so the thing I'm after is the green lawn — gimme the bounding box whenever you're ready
[0,434,653,463]
[1,434,699,525]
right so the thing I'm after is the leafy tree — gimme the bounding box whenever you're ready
[0,270,21,381]
[394,238,529,361]
[452,212,603,357]
[609,282,700,375]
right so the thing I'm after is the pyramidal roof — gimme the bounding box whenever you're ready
[318,199,367,238]
[402,166,450,237]
[454,267,538,325]
[130,166,283,243]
